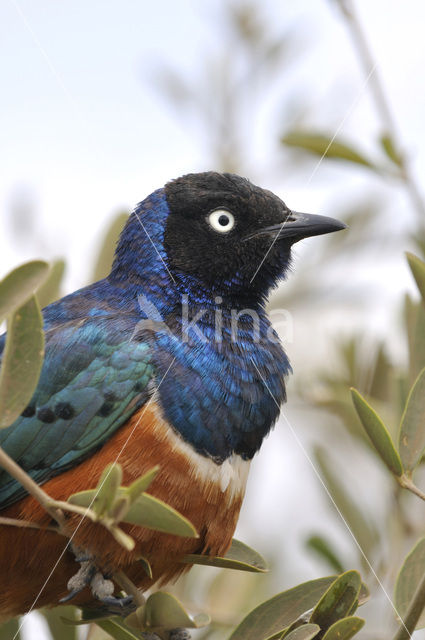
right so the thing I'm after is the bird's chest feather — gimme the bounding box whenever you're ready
[149,312,290,462]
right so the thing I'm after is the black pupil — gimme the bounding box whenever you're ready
[218,214,229,226]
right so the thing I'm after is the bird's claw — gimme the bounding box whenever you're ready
[98,594,135,616]
[62,546,135,615]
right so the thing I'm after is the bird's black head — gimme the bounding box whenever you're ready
[163,172,345,304]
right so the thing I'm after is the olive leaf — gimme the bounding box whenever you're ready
[0,296,45,428]
[394,537,425,630]
[321,616,365,639]
[281,624,320,640]
[228,577,337,640]
[310,570,361,630]
[398,367,425,473]
[125,592,210,631]
[281,131,376,169]
[351,388,403,477]
[406,252,425,305]
[0,260,49,323]
[181,538,268,573]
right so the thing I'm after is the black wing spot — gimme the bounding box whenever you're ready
[55,402,75,420]
[37,407,56,423]
[97,402,115,417]
[21,405,36,418]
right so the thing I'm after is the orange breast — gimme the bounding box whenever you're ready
[0,403,249,619]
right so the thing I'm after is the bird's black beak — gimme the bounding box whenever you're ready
[244,211,347,243]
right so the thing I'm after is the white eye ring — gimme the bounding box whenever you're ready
[208,209,235,233]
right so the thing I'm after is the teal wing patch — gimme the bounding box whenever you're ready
[0,315,154,508]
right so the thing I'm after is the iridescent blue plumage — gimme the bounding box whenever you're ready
[0,176,300,508]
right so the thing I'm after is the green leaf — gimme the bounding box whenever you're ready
[124,492,198,537]
[92,212,129,281]
[126,466,160,504]
[0,296,45,428]
[351,388,403,476]
[281,131,375,169]
[358,581,370,607]
[143,591,210,630]
[406,252,425,305]
[0,618,21,640]
[321,616,365,639]
[110,495,131,522]
[282,625,320,640]
[61,611,112,626]
[228,576,337,640]
[95,463,123,516]
[404,294,425,385]
[380,134,403,167]
[306,535,344,574]
[36,259,66,308]
[395,537,425,629]
[138,555,153,579]
[68,488,198,538]
[40,606,78,640]
[0,260,49,324]
[314,447,378,559]
[398,367,425,472]
[310,571,361,630]
[95,618,142,640]
[181,538,268,573]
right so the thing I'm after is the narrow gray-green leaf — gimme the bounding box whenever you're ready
[228,576,337,640]
[96,618,142,640]
[351,388,403,476]
[181,538,268,573]
[68,488,198,538]
[126,466,160,504]
[144,591,210,629]
[281,131,375,169]
[399,367,425,472]
[306,535,344,574]
[406,252,425,305]
[404,294,425,385]
[310,571,361,630]
[95,463,123,516]
[123,492,197,537]
[0,260,49,323]
[138,555,153,579]
[321,617,365,639]
[36,259,66,308]
[0,296,44,428]
[395,537,425,630]
[282,624,320,640]
[380,134,403,167]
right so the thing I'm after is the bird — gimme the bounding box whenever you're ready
[0,171,345,620]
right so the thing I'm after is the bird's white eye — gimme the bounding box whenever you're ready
[208,209,235,233]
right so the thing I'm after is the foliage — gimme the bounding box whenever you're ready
[1,1,425,639]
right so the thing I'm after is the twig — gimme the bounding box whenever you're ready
[336,0,425,218]
[393,570,425,640]
[0,445,66,527]
[0,515,61,533]
[398,474,425,502]
[113,570,146,608]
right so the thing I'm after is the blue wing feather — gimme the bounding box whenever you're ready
[0,281,155,508]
